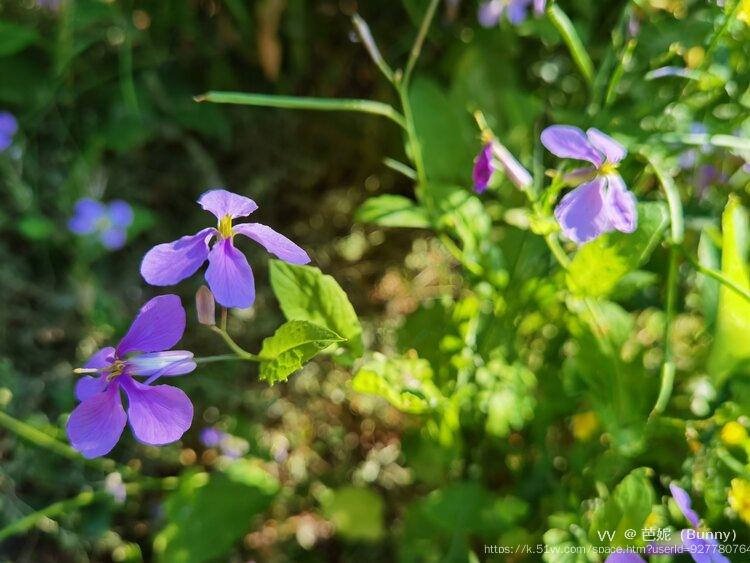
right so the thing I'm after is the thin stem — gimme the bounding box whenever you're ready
[194,354,247,365]
[650,246,679,418]
[604,39,636,108]
[352,14,395,83]
[716,446,750,479]
[643,153,684,244]
[195,91,407,130]
[382,157,417,180]
[438,234,485,278]
[209,327,259,361]
[547,4,595,90]
[398,86,427,185]
[221,306,228,332]
[401,0,441,88]
[682,248,750,305]
[544,233,571,270]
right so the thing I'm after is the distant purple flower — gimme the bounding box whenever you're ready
[67,295,195,458]
[478,0,545,27]
[541,125,637,244]
[473,140,532,193]
[669,484,730,563]
[200,427,226,448]
[104,472,126,503]
[37,0,62,9]
[69,199,134,250]
[199,427,247,458]
[140,189,310,308]
[0,112,18,153]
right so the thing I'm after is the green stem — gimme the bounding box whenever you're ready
[438,234,485,278]
[544,233,571,270]
[352,14,395,83]
[650,247,678,418]
[194,354,246,365]
[547,4,595,90]
[195,91,407,130]
[209,327,259,361]
[643,154,684,244]
[716,446,750,479]
[682,249,750,305]
[382,157,416,180]
[398,85,427,186]
[0,410,134,478]
[401,0,441,88]
[604,39,637,108]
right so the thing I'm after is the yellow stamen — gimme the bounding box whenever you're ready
[218,214,233,239]
[600,162,618,176]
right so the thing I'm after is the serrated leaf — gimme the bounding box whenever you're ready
[707,197,750,380]
[355,194,430,228]
[269,261,362,357]
[567,202,669,297]
[258,320,343,384]
[351,353,442,414]
[154,461,279,563]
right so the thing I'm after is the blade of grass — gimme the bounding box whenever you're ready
[547,4,595,90]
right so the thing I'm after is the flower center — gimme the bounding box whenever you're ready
[106,360,126,381]
[218,214,233,239]
[599,162,618,176]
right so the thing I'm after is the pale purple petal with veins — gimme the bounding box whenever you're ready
[670,484,701,528]
[205,238,256,308]
[66,384,127,458]
[116,295,186,357]
[541,125,604,166]
[234,223,311,264]
[198,189,258,219]
[587,128,627,164]
[554,178,612,244]
[120,377,193,446]
[492,141,533,190]
[472,143,494,193]
[140,228,214,286]
[127,350,196,383]
[605,174,637,233]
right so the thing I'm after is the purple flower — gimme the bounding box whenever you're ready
[199,427,247,458]
[140,189,310,308]
[669,484,730,563]
[104,472,126,503]
[69,198,134,250]
[0,112,18,153]
[199,427,226,448]
[541,125,637,244]
[478,0,545,27]
[66,295,195,458]
[473,141,533,193]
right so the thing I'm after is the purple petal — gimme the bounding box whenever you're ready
[205,238,255,308]
[100,227,127,250]
[554,178,612,244]
[541,125,604,166]
[562,166,597,185]
[127,350,196,385]
[0,112,17,151]
[670,483,701,528]
[472,143,494,193]
[120,377,193,446]
[680,531,730,563]
[587,128,627,164]
[140,228,214,286]
[68,199,106,234]
[233,223,311,265]
[605,174,637,233]
[75,375,108,402]
[66,384,127,459]
[604,553,647,563]
[198,189,258,219]
[507,0,531,24]
[492,141,533,190]
[478,0,503,27]
[200,427,226,447]
[533,0,546,15]
[116,295,186,357]
[107,200,134,229]
[84,346,116,369]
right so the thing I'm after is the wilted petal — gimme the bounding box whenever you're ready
[84,346,116,369]
[195,285,216,326]
[554,178,612,244]
[127,351,196,384]
[472,143,494,193]
[205,238,256,308]
[67,384,127,459]
[116,295,186,356]
[492,141,532,189]
[68,199,106,234]
[107,200,134,229]
[140,228,214,286]
[670,484,701,528]
[234,222,311,264]
[198,189,258,219]
[478,0,503,27]
[541,125,603,166]
[605,174,637,233]
[120,377,193,446]
[587,128,627,164]
[100,227,127,250]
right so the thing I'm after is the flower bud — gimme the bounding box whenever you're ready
[491,140,533,191]
[196,285,216,326]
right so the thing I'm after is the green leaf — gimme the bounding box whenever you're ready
[18,215,56,241]
[0,22,39,57]
[154,461,279,563]
[567,202,669,297]
[355,194,430,229]
[321,487,385,541]
[708,197,750,380]
[589,468,655,548]
[351,353,443,414]
[258,320,343,384]
[269,261,362,357]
